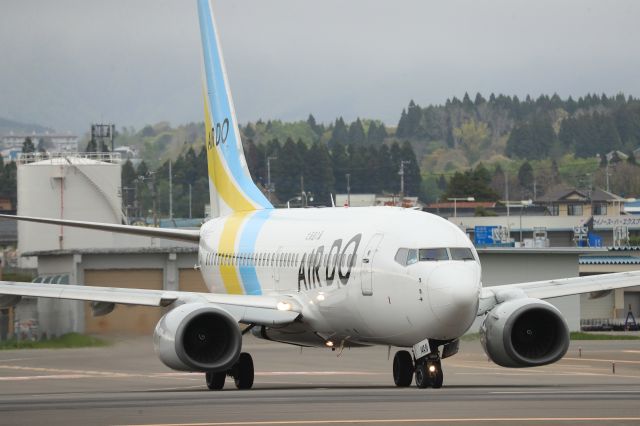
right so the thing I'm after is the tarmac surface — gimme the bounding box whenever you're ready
[0,335,639,426]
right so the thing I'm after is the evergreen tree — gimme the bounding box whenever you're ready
[400,141,421,196]
[437,175,447,192]
[274,137,303,201]
[22,137,35,154]
[307,114,322,136]
[376,144,395,192]
[396,109,408,138]
[85,139,97,152]
[304,141,334,205]
[330,139,349,193]
[328,117,348,149]
[517,161,534,196]
[348,118,366,144]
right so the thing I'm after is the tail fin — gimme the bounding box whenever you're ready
[197,0,273,218]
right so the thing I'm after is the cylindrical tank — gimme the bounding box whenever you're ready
[17,154,123,254]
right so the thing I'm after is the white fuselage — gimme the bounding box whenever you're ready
[198,207,481,348]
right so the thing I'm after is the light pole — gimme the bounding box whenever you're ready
[267,156,277,202]
[448,197,475,218]
[519,199,533,243]
[345,173,351,207]
[399,160,410,200]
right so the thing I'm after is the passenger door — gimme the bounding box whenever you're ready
[360,233,384,296]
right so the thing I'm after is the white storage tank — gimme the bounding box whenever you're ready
[17,153,124,257]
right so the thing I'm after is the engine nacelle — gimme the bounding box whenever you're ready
[153,303,242,372]
[480,298,569,368]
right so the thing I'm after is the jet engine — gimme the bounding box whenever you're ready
[480,298,569,367]
[153,303,242,372]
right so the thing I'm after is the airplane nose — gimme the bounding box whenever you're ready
[426,263,480,335]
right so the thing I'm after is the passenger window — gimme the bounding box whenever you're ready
[450,247,475,261]
[419,248,449,261]
[394,248,408,266]
[407,249,418,265]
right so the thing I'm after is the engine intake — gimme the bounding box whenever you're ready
[153,303,242,372]
[480,298,569,368]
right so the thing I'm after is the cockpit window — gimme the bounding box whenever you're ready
[407,249,418,265]
[394,248,408,265]
[450,247,475,260]
[419,248,449,261]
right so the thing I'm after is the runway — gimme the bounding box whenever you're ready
[0,336,639,425]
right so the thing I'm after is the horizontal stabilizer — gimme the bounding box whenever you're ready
[0,214,200,243]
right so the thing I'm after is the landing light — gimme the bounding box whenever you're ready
[276,301,292,311]
[428,365,437,373]
[325,340,334,348]
[316,293,325,302]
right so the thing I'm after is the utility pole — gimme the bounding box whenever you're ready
[188,183,192,219]
[345,173,351,207]
[267,156,277,202]
[399,160,410,202]
[606,157,611,192]
[169,160,173,220]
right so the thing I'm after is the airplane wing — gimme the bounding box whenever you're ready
[0,214,200,243]
[0,281,301,326]
[478,270,640,315]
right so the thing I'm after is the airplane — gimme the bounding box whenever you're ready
[2,0,640,391]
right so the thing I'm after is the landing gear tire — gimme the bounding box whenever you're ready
[415,359,443,389]
[393,350,414,387]
[205,371,226,390]
[233,352,254,390]
[428,359,443,389]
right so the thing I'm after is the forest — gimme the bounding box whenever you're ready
[2,92,640,219]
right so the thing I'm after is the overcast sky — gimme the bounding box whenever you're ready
[1,0,639,134]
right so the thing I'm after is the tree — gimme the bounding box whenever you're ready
[22,137,35,154]
[274,137,303,202]
[399,141,421,196]
[121,160,137,215]
[307,114,323,136]
[444,164,499,201]
[304,142,334,205]
[453,119,490,165]
[348,118,366,144]
[376,144,395,192]
[85,139,97,152]
[328,117,348,149]
[517,161,534,197]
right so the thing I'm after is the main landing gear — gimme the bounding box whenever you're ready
[205,352,254,390]
[392,350,443,389]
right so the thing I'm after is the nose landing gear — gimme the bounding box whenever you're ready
[392,349,443,389]
[414,357,443,389]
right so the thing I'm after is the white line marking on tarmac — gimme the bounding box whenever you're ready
[564,357,640,364]
[0,374,94,381]
[116,417,640,425]
[491,390,640,394]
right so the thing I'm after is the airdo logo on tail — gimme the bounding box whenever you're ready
[198,0,273,218]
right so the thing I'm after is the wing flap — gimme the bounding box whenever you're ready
[0,214,200,243]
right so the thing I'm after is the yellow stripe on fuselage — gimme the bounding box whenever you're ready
[217,211,251,294]
[203,87,256,212]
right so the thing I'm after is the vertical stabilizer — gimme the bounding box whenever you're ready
[197,0,273,218]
